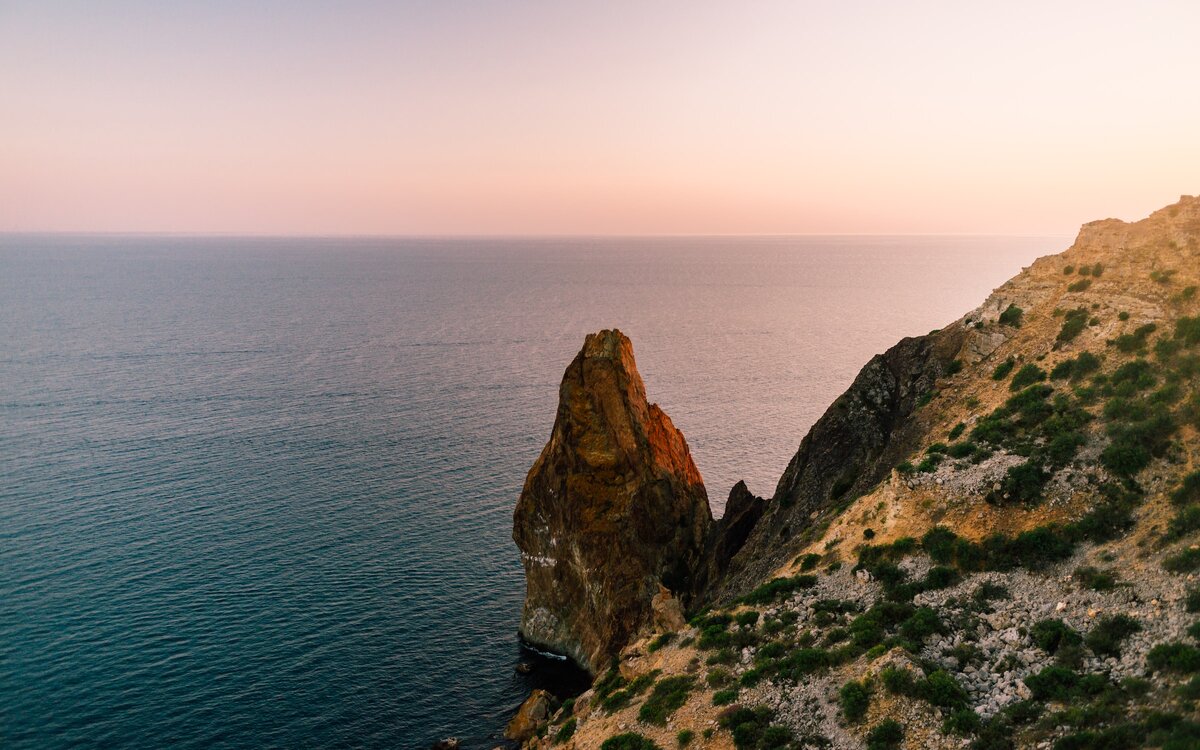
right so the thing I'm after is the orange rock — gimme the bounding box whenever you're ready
[513,329,712,674]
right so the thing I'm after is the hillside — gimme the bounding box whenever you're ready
[512,195,1200,750]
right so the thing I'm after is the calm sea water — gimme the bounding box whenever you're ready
[0,234,1063,748]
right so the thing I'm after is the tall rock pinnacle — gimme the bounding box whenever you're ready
[512,329,713,673]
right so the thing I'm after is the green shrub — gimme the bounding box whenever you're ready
[1091,263,1104,277]
[921,669,969,709]
[1167,506,1200,540]
[797,553,821,571]
[1148,642,1200,673]
[922,526,958,563]
[638,676,694,725]
[992,357,1016,380]
[595,666,628,698]
[676,729,695,747]
[1176,316,1200,346]
[740,575,817,605]
[866,719,905,750]
[1151,269,1177,284]
[1057,308,1090,342]
[1010,364,1047,391]
[1064,265,1075,275]
[649,632,675,652]
[1024,665,1079,701]
[949,422,966,440]
[990,460,1049,504]
[839,679,871,722]
[999,304,1023,327]
[602,733,660,750]
[899,607,944,643]
[1032,619,1082,654]
[556,717,577,742]
[1085,615,1141,657]
[736,610,760,628]
[1073,566,1117,591]
[1173,472,1200,506]
[1164,548,1200,573]
[1067,278,1092,293]
[944,708,982,735]
[881,666,916,694]
[712,688,738,705]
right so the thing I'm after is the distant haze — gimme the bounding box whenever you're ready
[1,1,1197,235]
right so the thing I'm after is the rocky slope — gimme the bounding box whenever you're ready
[510,195,1200,750]
[513,330,714,674]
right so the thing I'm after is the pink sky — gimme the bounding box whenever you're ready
[1,1,1197,235]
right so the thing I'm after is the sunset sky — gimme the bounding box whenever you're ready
[2,1,1197,235]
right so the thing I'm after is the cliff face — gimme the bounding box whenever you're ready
[716,328,966,598]
[512,329,713,673]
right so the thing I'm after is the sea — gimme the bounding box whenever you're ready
[0,234,1065,749]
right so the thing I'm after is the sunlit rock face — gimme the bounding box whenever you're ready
[512,329,712,674]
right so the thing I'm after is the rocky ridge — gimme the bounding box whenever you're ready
[510,195,1200,750]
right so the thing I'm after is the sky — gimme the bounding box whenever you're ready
[1,1,1197,235]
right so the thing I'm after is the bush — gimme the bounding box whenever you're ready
[992,357,1016,380]
[1073,566,1117,591]
[944,708,982,736]
[736,610,760,628]
[1167,506,1200,540]
[991,460,1050,504]
[797,553,821,571]
[1057,308,1090,343]
[881,666,916,694]
[1010,364,1047,391]
[1164,548,1200,573]
[839,679,871,722]
[1067,278,1093,293]
[1174,472,1200,506]
[922,526,958,563]
[676,729,695,747]
[712,688,738,705]
[999,304,1023,327]
[921,669,969,709]
[899,607,944,643]
[601,733,660,750]
[1032,619,1082,654]
[649,632,675,652]
[740,575,817,605]
[1148,642,1200,673]
[1176,316,1200,346]
[638,676,694,725]
[1024,665,1079,701]
[556,717,577,742]
[1085,615,1141,657]
[866,719,905,750]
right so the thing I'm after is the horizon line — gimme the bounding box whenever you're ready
[0,230,1077,240]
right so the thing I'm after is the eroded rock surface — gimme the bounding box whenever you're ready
[512,329,712,673]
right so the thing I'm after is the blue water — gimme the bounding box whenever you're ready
[0,234,1063,748]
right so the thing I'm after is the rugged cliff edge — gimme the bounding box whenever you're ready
[510,196,1200,750]
[513,329,713,674]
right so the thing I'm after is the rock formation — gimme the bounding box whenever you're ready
[514,195,1200,750]
[717,328,966,597]
[512,329,713,674]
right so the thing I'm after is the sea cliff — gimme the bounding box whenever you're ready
[508,195,1200,749]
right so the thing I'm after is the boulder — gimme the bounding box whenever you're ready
[504,689,553,742]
